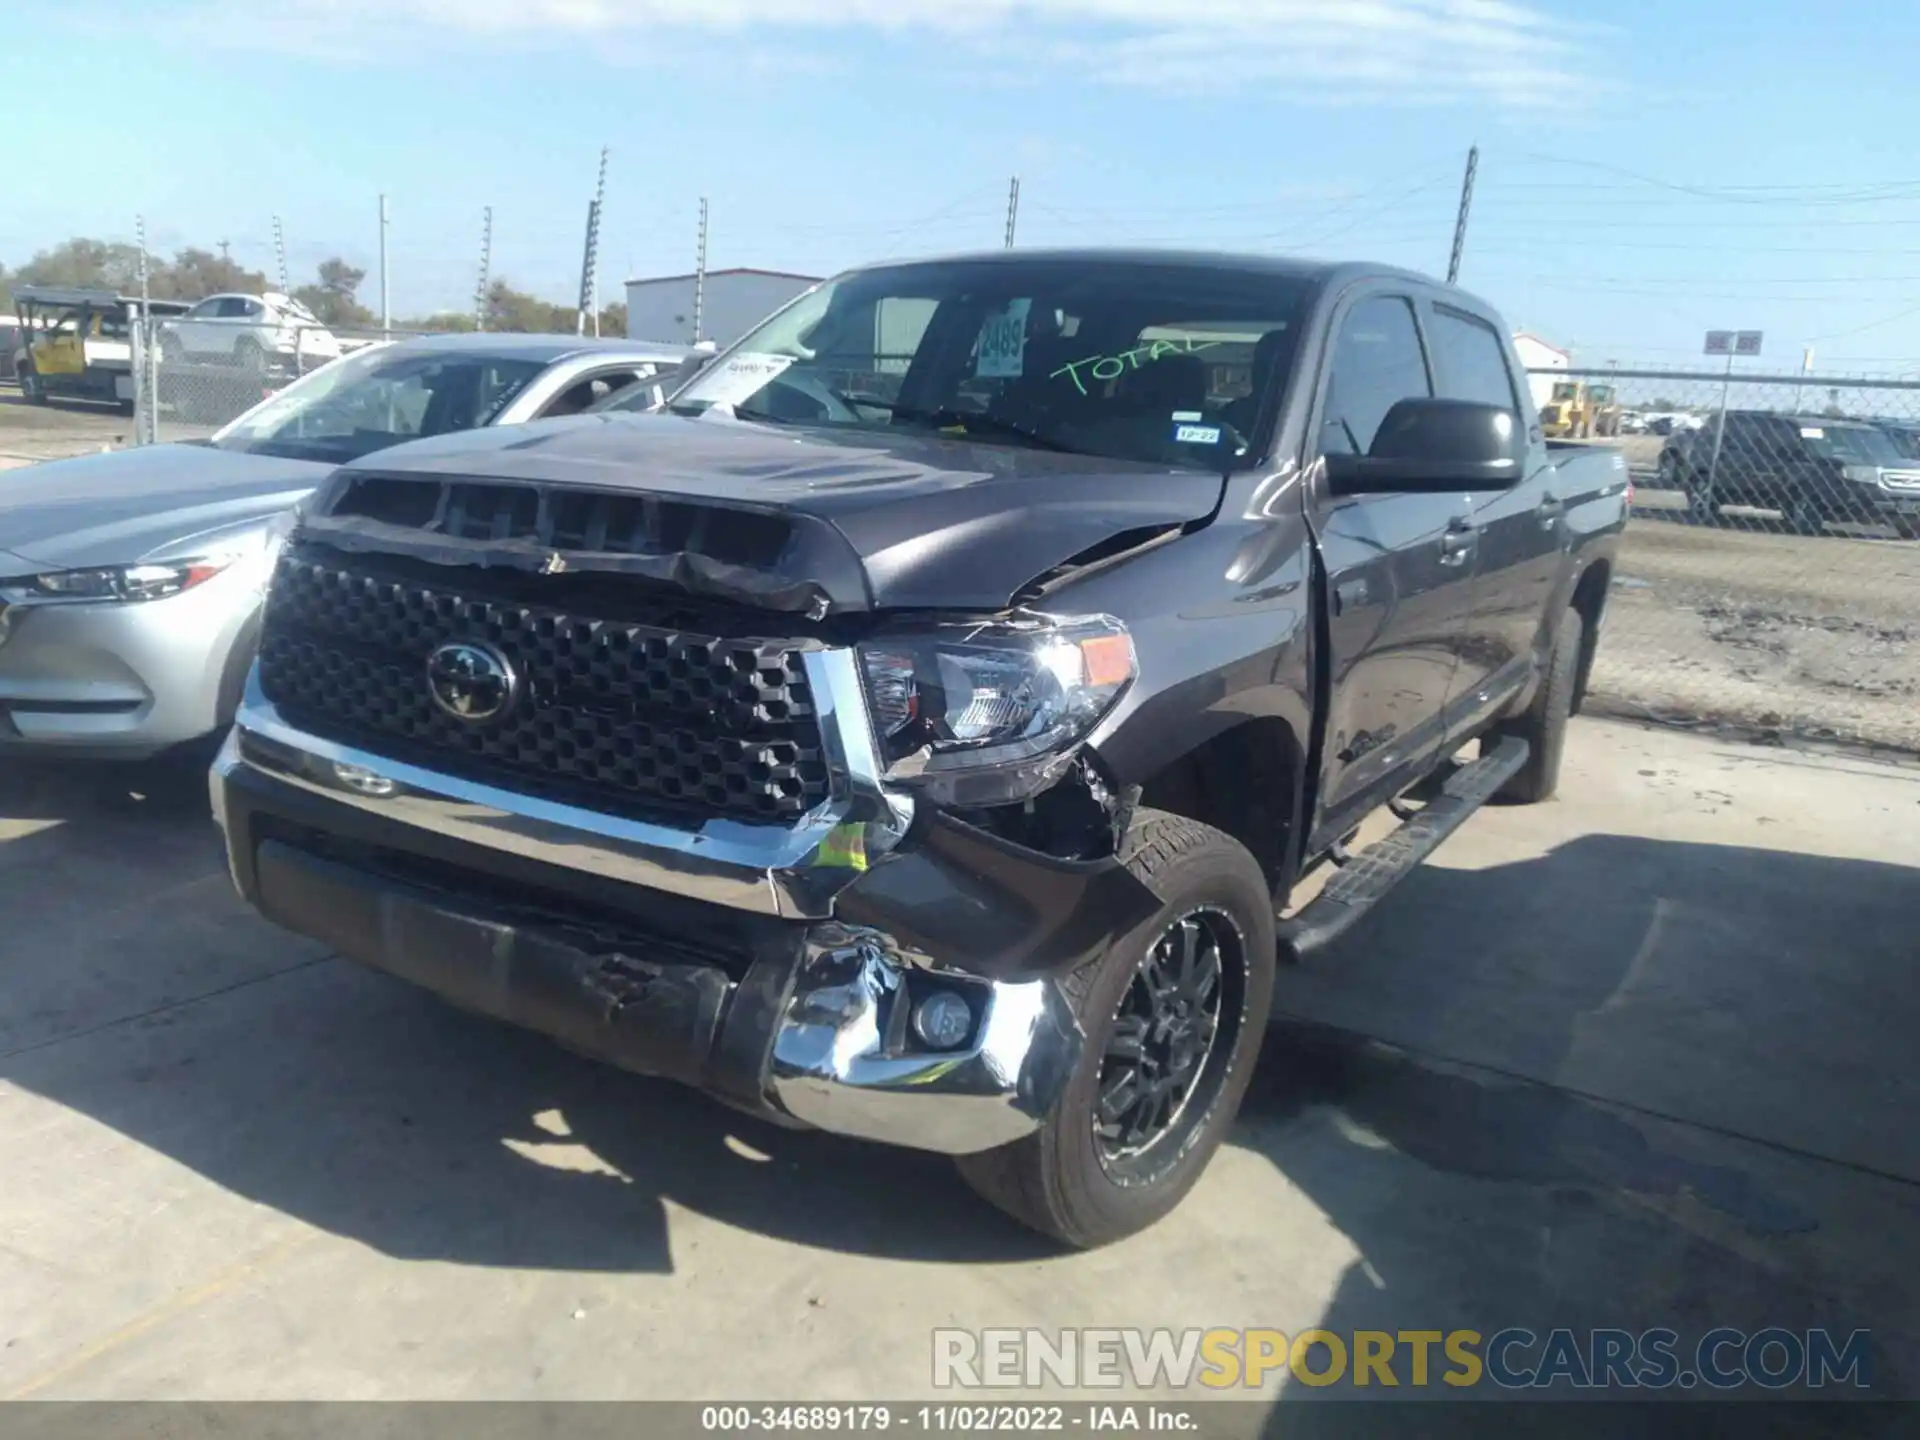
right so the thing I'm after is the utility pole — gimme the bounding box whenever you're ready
[1004,176,1021,248]
[377,194,390,338]
[218,239,231,264]
[692,197,709,345]
[271,215,290,294]
[589,146,609,335]
[473,206,493,331]
[575,199,601,337]
[1446,144,1479,285]
[135,215,155,445]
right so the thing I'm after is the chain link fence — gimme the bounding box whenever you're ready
[1537,367,1920,753]
[127,312,407,443]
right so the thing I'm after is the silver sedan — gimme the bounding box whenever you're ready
[0,332,698,759]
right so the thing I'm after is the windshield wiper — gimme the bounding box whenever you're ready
[885,405,1078,455]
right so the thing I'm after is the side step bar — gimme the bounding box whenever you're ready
[1278,735,1531,962]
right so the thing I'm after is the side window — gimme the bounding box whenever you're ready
[216,297,251,319]
[1321,296,1431,457]
[185,299,219,320]
[1428,306,1520,413]
[539,368,647,418]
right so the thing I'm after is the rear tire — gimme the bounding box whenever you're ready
[1494,605,1583,805]
[20,362,46,404]
[956,810,1276,1249]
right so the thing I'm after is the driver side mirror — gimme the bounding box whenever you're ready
[1324,398,1525,495]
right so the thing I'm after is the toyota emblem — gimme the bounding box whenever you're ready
[426,641,518,722]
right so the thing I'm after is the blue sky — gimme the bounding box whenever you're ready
[13,1,1920,372]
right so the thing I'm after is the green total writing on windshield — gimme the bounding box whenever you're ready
[1050,337,1221,395]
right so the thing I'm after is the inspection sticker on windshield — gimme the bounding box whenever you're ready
[1172,410,1204,423]
[976,299,1032,378]
[700,352,796,406]
[1800,427,1825,438]
[1173,423,1222,445]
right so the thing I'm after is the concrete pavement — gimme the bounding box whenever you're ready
[0,719,1915,1411]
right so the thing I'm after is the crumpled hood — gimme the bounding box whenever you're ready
[0,444,329,570]
[312,411,1225,612]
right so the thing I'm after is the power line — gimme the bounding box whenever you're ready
[1506,153,1920,206]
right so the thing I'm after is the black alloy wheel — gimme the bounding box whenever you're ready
[1093,906,1244,1186]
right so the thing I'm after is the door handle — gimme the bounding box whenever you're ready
[1439,525,1478,566]
[1538,495,1565,529]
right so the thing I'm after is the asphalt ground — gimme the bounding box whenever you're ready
[1,718,1916,1424]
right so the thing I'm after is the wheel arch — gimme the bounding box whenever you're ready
[1129,715,1307,900]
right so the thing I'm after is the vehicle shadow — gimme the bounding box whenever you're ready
[1247,831,1920,1428]
[0,758,1057,1271]
[3,759,1918,1386]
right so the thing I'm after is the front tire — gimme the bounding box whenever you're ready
[1894,517,1919,541]
[1786,492,1825,536]
[956,810,1276,1249]
[1495,605,1583,804]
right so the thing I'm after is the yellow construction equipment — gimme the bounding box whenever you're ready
[1539,380,1622,439]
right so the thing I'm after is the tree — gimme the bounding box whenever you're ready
[294,256,375,329]
[13,238,150,293]
[477,279,573,334]
[597,300,626,337]
[394,311,476,334]
[156,247,269,301]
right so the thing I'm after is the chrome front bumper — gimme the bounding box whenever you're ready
[209,656,1145,1154]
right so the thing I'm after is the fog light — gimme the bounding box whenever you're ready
[911,991,974,1051]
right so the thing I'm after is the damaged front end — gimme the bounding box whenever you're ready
[215,468,1168,1154]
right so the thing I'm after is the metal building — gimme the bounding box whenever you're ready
[623,268,820,348]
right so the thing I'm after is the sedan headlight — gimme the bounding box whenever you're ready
[1842,464,1883,485]
[26,513,294,604]
[31,559,234,602]
[859,614,1136,806]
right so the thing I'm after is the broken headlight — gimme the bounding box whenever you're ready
[858,615,1135,806]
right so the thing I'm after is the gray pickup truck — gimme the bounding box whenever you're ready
[210,249,1629,1247]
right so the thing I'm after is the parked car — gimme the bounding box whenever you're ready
[158,292,344,376]
[1658,410,1920,537]
[210,249,1629,1247]
[0,333,694,760]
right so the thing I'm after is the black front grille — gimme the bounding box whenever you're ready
[257,546,831,822]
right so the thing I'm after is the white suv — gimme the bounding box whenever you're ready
[159,292,343,374]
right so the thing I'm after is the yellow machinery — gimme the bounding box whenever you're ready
[1539,380,1622,439]
[9,286,185,413]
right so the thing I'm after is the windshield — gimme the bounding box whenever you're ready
[670,258,1311,471]
[1877,425,1920,460]
[210,344,546,463]
[1804,424,1904,464]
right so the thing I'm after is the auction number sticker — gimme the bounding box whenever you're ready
[976,299,1033,379]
